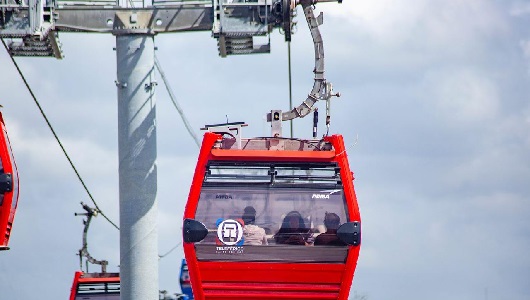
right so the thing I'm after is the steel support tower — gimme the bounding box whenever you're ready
[116,34,158,299]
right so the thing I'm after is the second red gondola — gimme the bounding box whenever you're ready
[69,271,120,300]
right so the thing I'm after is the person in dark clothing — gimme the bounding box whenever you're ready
[274,211,312,245]
[314,212,346,246]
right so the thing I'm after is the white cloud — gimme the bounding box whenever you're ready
[326,0,506,43]
[520,39,530,57]
[321,0,508,72]
[421,68,500,126]
[519,39,530,74]
[509,0,530,16]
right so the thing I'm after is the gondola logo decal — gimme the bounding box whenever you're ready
[312,194,330,199]
[215,218,244,254]
[217,219,243,245]
[312,190,341,199]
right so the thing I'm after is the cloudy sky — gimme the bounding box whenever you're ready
[1,0,529,299]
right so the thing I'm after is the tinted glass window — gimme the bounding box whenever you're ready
[194,186,349,263]
[75,294,120,300]
[75,295,120,300]
[76,281,120,300]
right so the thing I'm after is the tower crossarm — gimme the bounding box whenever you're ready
[1,0,290,57]
[1,0,214,57]
[54,6,213,34]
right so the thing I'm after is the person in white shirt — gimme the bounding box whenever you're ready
[241,206,268,245]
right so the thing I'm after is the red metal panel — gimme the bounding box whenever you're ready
[184,132,221,300]
[0,112,19,250]
[77,277,121,284]
[183,132,220,220]
[325,135,362,299]
[202,282,340,292]
[211,149,335,160]
[198,261,345,283]
[69,271,84,300]
[203,290,339,299]
[198,262,343,299]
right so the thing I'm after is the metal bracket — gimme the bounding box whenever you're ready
[213,0,286,57]
[0,173,13,193]
[269,110,282,137]
[0,0,64,57]
[337,221,361,246]
[182,219,208,243]
[144,81,157,91]
[201,122,247,149]
[115,80,127,88]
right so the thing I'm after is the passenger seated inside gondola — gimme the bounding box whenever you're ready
[242,206,268,245]
[314,212,346,246]
[274,211,313,245]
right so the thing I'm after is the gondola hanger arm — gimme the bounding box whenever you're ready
[75,202,109,273]
[267,0,341,136]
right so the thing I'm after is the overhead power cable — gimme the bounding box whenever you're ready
[4,37,186,257]
[152,71,219,266]
[154,55,198,260]
[287,41,293,138]
[154,54,201,148]
[159,241,182,260]
[1,38,119,231]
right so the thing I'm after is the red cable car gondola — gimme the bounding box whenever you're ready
[183,122,361,300]
[69,271,120,300]
[0,111,19,251]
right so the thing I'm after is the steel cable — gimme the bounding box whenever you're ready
[1,38,120,230]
